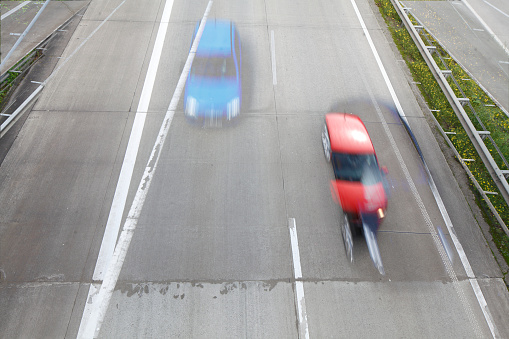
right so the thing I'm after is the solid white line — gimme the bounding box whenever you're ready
[1,1,32,20]
[270,30,277,85]
[77,0,174,337]
[462,0,509,56]
[288,218,309,339]
[289,218,302,278]
[92,0,173,282]
[484,0,509,18]
[350,0,497,337]
[295,281,309,339]
[78,2,213,338]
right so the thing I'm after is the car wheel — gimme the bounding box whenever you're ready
[342,213,354,263]
[322,124,331,162]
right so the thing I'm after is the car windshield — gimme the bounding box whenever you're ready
[191,56,236,79]
[331,152,382,185]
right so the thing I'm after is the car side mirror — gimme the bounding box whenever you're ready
[381,166,388,174]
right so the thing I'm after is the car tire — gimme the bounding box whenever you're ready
[342,214,354,263]
[322,123,331,162]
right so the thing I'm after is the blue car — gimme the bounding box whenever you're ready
[184,20,242,124]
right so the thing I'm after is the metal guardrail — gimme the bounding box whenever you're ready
[0,5,87,138]
[390,0,509,234]
[413,20,509,174]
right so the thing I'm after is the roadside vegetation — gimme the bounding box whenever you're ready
[375,0,509,270]
[0,72,19,110]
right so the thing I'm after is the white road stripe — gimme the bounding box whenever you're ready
[484,0,509,18]
[462,0,509,56]
[77,2,213,338]
[1,1,32,20]
[78,0,173,336]
[350,0,498,337]
[91,0,173,283]
[270,30,277,85]
[288,218,309,339]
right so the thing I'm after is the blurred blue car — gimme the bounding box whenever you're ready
[184,20,242,124]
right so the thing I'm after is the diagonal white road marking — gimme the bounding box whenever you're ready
[77,1,214,338]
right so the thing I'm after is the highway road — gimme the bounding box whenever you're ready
[1,0,508,338]
[403,0,509,113]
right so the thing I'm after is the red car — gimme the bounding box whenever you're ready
[322,113,388,274]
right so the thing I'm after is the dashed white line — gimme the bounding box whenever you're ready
[288,218,309,339]
[270,30,277,85]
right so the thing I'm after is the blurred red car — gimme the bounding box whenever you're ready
[322,113,388,274]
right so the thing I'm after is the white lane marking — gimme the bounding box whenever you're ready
[289,218,303,278]
[270,30,277,85]
[484,0,509,18]
[78,2,213,338]
[77,0,174,336]
[1,1,32,20]
[288,218,309,339]
[92,0,173,283]
[462,0,509,56]
[350,0,498,337]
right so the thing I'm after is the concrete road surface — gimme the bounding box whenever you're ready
[0,1,89,73]
[403,0,509,112]
[1,0,508,338]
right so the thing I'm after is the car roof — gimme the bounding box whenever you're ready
[325,113,375,154]
[197,20,233,57]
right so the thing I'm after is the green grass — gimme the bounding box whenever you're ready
[375,0,509,268]
[0,72,20,110]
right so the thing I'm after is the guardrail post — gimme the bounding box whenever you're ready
[477,131,490,140]
[502,170,509,180]
[388,0,509,209]
[426,46,437,54]
[457,98,469,106]
[441,70,452,78]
